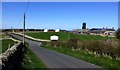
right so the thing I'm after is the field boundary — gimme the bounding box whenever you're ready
[0,37,23,70]
[12,32,50,42]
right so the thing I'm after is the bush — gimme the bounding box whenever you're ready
[117,41,120,57]
[116,28,120,40]
[42,41,48,46]
[66,39,80,49]
[77,39,120,58]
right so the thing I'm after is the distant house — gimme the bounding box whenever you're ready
[72,29,89,34]
[73,29,82,34]
[89,28,116,37]
[89,28,104,35]
[103,29,116,37]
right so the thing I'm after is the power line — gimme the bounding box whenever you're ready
[24,0,30,14]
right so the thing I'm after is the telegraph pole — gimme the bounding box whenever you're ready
[23,13,25,45]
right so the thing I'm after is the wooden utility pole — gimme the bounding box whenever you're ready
[23,13,25,45]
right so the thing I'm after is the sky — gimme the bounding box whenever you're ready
[2,0,120,2]
[2,2,118,30]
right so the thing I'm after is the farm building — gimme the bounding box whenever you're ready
[89,27,115,37]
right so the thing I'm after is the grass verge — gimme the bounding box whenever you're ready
[42,45,120,70]
[22,44,46,69]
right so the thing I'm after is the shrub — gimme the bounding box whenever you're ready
[117,41,120,57]
[66,39,80,49]
[77,39,120,58]
[49,41,66,48]
[42,41,47,46]
[116,28,120,40]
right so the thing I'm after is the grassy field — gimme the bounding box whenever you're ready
[23,47,46,69]
[0,33,8,38]
[42,45,120,70]
[26,32,109,41]
[0,39,16,53]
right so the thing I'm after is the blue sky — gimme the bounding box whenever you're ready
[2,2,118,30]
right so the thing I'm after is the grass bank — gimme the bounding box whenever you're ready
[22,44,46,69]
[42,45,120,70]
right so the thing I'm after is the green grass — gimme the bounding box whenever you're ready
[26,32,109,41]
[0,34,2,38]
[42,45,120,70]
[0,39,16,53]
[23,45,46,69]
[0,33,8,38]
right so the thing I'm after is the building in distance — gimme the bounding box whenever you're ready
[89,27,115,37]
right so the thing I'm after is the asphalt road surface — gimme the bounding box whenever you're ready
[11,34,102,69]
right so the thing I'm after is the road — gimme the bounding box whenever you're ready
[11,34,102,68]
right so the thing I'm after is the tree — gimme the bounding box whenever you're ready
[116,28,120,40]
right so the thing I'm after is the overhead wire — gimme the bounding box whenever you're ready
[19,0,31,24]
[24,0,30,14]
[22,0,30,29]
[11,0,30,30]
